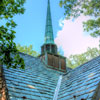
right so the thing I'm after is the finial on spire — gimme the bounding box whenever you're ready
[48,0,49,4]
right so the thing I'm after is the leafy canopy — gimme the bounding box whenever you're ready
[0,0,26,69]
[17,44,39,57]
[59,0,100,38]
[67,47,100,69]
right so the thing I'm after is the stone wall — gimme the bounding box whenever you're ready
[92,82,100,100]
[0,64,8,100]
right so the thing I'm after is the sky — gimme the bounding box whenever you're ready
[13,0,99,57]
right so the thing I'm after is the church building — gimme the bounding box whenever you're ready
[0,0,100,100]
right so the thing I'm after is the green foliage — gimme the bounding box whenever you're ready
[17,44,39,57]
[67,47,100,69]
[59,0,100,38]
[0,0,26,69]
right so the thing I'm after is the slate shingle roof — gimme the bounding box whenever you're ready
[1,53,100,100]
[2,53,63,100]
[58,56,100,100]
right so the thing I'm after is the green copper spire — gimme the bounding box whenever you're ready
[40,0,66,72]
[41,0,57,55]
[45,0,54,44]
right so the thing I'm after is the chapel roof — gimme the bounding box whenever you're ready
[1,53,100,100]
[58,55,100,100]
[1,52,63,100]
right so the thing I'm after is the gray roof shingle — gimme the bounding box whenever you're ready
[1,53,100,100]
[2,53,63,100]
[58,56,100,100]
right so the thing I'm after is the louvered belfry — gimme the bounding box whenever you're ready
[40,0,66,72]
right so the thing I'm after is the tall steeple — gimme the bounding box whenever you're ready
[41,0,57,55]
[45,0,54,44]
[40,0,66,72]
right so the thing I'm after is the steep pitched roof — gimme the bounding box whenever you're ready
[58,56,100,100]
[2,53,63,100]
[1,53,100,100]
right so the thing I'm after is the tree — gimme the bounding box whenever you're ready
[17,44,39,57]
[0,0,26,69]
[59,0,100,38]
[67,47,100,69]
